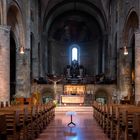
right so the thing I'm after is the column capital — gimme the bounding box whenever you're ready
[0,25,11,32]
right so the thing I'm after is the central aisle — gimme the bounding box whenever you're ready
[36,108,110,140]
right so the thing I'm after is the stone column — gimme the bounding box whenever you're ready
[102,34,108,73]
[119,49,132,100]
[110,42,117,81]
[40,33,47,77]
[0,0,7,25]
[0,25,10,104]
[16,0,31,98]
[104,36,109,77]
[16,50,31,98]
[25,0,31,97]
[2,0,7,25]
[135,30,140,104]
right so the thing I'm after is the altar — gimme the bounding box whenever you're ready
[64,85,85,95]
[61,95,84,104]
[61,85,85,105]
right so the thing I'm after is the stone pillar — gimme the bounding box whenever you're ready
[16,51,31,98]
[104,36,109,77]
[0,25,10,104]
[16,0,31,98]
[25,0,31,97]
[40,33,47,77]
[135,30,140,104]
[110,42,117,81]
[102,34,108,73]
[2,0,7,25]
[119,49,132,100]
[0,0,7,25]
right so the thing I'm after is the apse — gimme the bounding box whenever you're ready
[46,11,102,76]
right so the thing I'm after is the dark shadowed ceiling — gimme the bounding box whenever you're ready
[41,0,109,35]
[48,12,101,43]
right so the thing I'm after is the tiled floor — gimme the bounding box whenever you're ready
[36,112,110,140]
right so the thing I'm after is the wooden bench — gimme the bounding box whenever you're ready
[0,109,20,140]
[0,101,56,140]
[120,107,140,140]
[0,113,7,140]
[132,113,140,140]
[93,101,140,140]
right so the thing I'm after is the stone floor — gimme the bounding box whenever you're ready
[36,111,110,140]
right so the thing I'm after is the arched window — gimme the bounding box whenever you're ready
[72,47,78,61]
[69,44,80,64]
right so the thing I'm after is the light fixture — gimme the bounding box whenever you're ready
[19,46,24,54]
[123,46,128,55]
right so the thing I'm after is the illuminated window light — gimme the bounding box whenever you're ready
[72,47,78,61]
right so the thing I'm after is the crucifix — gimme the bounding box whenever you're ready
[48,77,62,101]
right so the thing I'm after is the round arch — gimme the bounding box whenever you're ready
[95,89,110,104]
[123,10,139,45]
[69,44,80,65]
[7,1,25,50]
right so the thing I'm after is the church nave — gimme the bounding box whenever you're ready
[36,111,109,140]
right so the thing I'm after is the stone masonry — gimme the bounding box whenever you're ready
[0,25,10,104]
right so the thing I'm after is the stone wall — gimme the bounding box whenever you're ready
[48,40,102,76]
[0,26,10,104]
[31,84,116,104]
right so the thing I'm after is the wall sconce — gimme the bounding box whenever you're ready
[120,46,129,55]
[19,46,25,54]
[123,46,128,55]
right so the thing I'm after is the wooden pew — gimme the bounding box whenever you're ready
[132,113,140,140]
[120,108,140,140]
[115,105,135,140]
[106,104,140,140]
[0,109,20,140]
[24,102,55,139]
[93,102,140,140]
[0,101,56,140]
[0,105,30,140]
[0,113,7,140]
[93,102,118,138]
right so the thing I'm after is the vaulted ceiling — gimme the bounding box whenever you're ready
[40,0,109,41]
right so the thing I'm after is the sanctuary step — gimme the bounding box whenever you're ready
[55,106,93,113]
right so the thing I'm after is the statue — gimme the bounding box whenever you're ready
[71,60,79,78]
